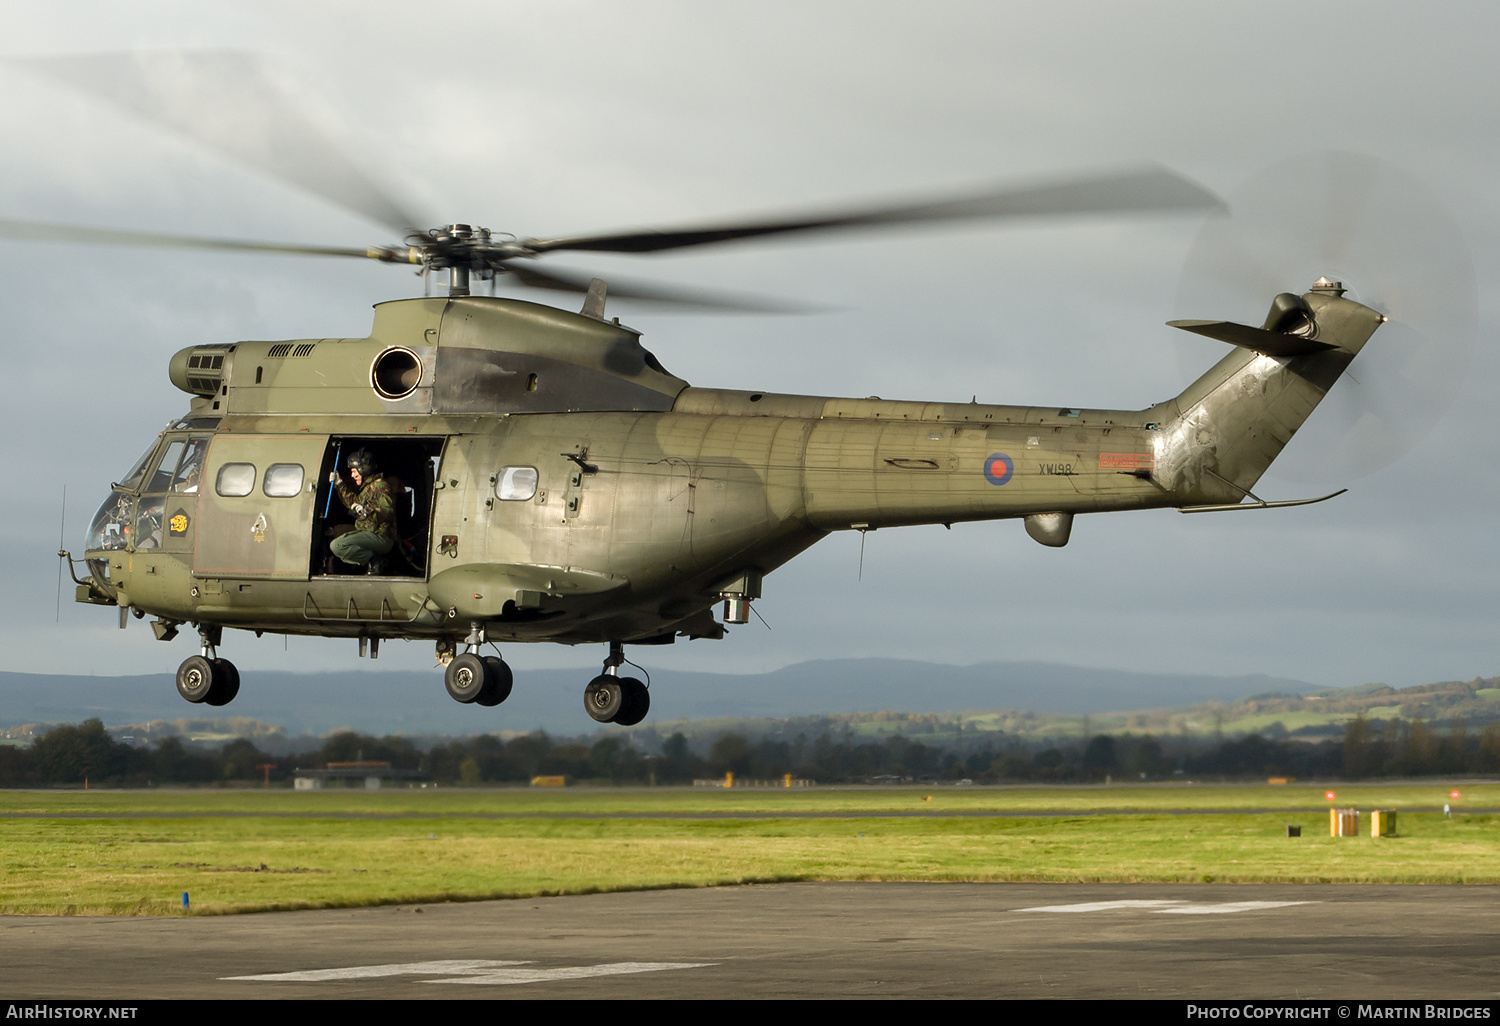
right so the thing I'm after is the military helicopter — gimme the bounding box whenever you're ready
[19,55,1466,727]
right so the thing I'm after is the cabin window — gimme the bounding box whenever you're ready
[216,463,256,497]
[496,466,539,501]
[263,463,305,497]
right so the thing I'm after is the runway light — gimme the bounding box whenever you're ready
[1451,790,1461,800]
[1325,791,1336,801]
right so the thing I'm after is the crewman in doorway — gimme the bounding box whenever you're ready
[329,449,396,574]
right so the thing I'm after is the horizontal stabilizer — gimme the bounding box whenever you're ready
[1167,319,1336,358]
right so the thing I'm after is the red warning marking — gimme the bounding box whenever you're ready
[1100,453,1155,470]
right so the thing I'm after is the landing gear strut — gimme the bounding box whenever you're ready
[442,626,513,706]
[176,624,239,706]
[583,642,649,726]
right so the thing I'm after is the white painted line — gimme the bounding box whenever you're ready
[1016,900,1190,913]
[427,962,717,986]
[225,959,531,981]
[1155,901,1314,915]
[224,958,714,985]
[1015,899,1316,915]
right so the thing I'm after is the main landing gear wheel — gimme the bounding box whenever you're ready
[176,655,215,703]
[584,675,624,723]
[176,655,240,705]
[583,675,649,725]
[614,677,650,726]
[476,656,513,707]
[444,653,488,704]
[205,658,240,706]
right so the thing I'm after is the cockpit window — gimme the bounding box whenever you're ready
[170,438,209,493]
[116,441,161,492]
[144,442,187,493]
[86,493,134,552]
[134,499,164,550]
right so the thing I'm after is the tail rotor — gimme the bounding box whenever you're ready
[1174,152,1477,483]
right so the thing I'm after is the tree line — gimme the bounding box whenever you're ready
[2,715,1498,787]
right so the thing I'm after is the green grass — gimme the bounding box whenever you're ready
[0,781,1485,815]
[2,784,1495,916]
[1214,710,1352,733]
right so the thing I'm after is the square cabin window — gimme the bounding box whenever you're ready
[215,463,256,497]
[496,466,539,501]
[263,463,305,497]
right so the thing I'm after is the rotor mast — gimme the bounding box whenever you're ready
[426,223,496,297]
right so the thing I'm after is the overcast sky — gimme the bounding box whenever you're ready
[2,1,1497,695]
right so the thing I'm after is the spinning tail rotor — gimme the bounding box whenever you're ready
[1174,152,1477,483]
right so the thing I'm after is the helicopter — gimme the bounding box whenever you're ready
[16,55,1412,727]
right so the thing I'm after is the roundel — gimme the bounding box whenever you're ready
[983,452,1014,486]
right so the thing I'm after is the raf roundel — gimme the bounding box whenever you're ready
[983,452,1014,486]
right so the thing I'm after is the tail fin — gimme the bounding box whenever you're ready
[1157,282,1385,502]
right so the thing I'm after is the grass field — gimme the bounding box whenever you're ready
[2,782,1494,916]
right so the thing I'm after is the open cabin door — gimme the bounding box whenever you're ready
[194,433,329,579]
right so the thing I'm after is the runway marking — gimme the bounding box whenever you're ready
[1015,899,1315,915]
[225,959,714,985]
[428,962,717,985]
[225,959,530,981]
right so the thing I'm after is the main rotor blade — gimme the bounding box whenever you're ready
[0,216,416,263]
[523,166,1223,255]
[501,262,814,312]
[11,51,425,235]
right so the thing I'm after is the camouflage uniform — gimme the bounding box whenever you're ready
[330,474,396,566]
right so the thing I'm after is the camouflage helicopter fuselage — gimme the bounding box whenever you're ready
[81,287,1382,655]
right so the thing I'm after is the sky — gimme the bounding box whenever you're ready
[1,1,1497,693]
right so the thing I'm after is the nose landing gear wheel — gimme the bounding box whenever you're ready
[476,656,513,707]
[445,653,488,704]
[584,675,624,723]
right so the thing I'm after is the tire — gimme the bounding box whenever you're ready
[477,657,514,707]
[176,655,216,704]
[445,653,487,704]
[613,677,650,726]
[583,675,624,723]
[206,659,240,706]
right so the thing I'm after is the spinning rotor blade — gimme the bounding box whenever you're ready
[500,262,816,312]
[4,50,1226,314]
[12,51,425,235]
[1174,152,1477,484]
[524,166,1223,255]
[0,216,416,262]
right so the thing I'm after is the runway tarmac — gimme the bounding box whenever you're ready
[3,883,1497,999]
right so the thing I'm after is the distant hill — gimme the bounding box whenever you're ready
[3,663,1495,750]
[0,659,1317,739]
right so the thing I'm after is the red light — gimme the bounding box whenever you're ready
[1325,791,1336,801]
[1451,790,1461,800]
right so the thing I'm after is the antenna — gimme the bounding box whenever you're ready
[55,485,66,622]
